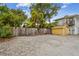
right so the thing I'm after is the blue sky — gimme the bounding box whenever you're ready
[6,3,79,22]
[52,3,79,21]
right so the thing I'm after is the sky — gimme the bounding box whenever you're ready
[5,3,79,22]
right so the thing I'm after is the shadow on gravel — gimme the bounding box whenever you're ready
[0,37,13,43]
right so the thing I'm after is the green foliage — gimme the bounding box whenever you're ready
[0,3,61,38]
[28,3,61,28]
[0,5,9,13]
[30,8,45,28]
[0,5,27,27]
[0,25,12,38]
[9,9,27,27]
[0,5,27,38]
[0,12,13,26]
[31,3,61,23]
[25,19,34,28]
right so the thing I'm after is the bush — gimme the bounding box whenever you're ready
[0,25,12,38]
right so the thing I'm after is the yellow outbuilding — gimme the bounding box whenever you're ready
[52,25,69,35]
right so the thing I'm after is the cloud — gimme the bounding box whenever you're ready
[61,5,67,8]
[23,10,31,18]
[16,3,31,18]
[61,3,70,8]
[16,3,31,8]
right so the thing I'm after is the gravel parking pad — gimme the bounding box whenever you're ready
[0,35,79,56]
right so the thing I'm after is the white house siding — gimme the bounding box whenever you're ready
[57,19,66,26]
[69,26,74,35]
[65,17,79,35]
[74,16,79,34]
[56,15,79,35]
[68,17,79,35]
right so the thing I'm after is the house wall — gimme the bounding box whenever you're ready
[69,16,79,35]
[57,19,66,26]
[55,15,79,35]
[76,16,79,26]
[68,17,78,35]
[74,16,79,34]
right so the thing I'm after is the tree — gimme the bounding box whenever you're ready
[30,8,46,28]
[0,5,27,38]
[10,9,27,27]
[24,18,34,28]
[31,3,61,23]
[0,5,10,26]
[0,5,9,13]
[0,5,28,27]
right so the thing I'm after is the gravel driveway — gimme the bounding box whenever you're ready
[0,35,79,56]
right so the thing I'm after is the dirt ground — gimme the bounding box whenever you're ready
[0,35,79,56]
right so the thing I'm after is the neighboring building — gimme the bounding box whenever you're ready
[54,14,79,35]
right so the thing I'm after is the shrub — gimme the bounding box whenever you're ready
[0,25,12,38]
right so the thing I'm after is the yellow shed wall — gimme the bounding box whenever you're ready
[52,26,69,35]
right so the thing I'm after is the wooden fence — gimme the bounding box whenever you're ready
[12,27,51,36]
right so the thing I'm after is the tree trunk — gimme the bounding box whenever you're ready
[48,18,51,23]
